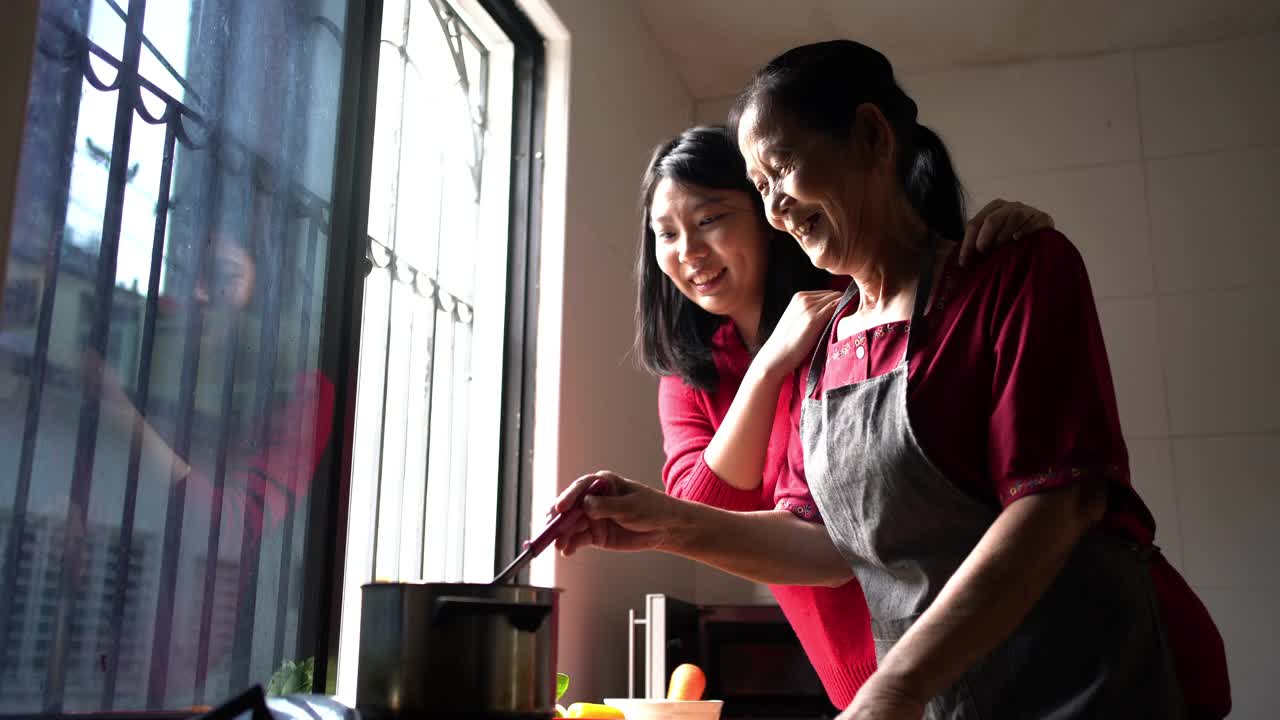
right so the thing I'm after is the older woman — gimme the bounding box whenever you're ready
[635,126,1053,707]
[554,40,1228,719]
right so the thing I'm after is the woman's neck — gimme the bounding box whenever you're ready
[847,207,931,321]
[731,304,764,352]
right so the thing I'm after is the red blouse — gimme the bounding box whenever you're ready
[185,370,335,546]
[658,320,876,707]
[781,230,1229,717]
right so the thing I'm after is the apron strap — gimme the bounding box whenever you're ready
[805,282,859,399]
[902,233,939,360]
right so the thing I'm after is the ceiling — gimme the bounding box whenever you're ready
[633,0,1280,99]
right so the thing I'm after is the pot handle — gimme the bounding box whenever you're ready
[432,595,553,633]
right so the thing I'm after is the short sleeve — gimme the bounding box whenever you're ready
[986,232,1129,506]
[658,374,767,512]
[774,372,824,523]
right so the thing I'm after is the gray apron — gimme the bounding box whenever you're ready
[800,240,1184,719]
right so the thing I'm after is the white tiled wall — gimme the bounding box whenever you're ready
[1146,149,1280,294]
[905,32,1280,719]
[1134,32,1280,158]
[1127,437,1184,570]
[692,28,1280,718]
[905,54,1145,181]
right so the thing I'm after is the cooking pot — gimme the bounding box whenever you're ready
[355,581,559,717]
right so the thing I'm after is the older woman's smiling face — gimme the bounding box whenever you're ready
[737,104,887,276]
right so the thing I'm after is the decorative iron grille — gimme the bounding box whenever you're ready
[0,0,352,711]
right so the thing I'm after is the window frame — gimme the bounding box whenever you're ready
[0,0,546,713]
[307,0,384,702]
[0,2,40,299]
[478,0,546,587]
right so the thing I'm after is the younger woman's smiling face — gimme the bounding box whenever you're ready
[649,178,771,325]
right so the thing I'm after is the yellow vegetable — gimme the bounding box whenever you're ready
[564,702,626,718]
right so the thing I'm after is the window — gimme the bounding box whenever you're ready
[0,0,543,714]
[332,0,540,700]
[0,0,360,712]
[354,0,510,585]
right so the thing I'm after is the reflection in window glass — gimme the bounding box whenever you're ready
[0,0,351,711]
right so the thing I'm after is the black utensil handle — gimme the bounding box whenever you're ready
[492,545,536,585]
[433,595,553,632]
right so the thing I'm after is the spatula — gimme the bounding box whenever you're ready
[492,477,610,584]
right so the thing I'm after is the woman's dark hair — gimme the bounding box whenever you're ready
[728,39,966,241]
[635,126,830,390]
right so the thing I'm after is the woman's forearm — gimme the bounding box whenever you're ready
[664,504,853,586]
[701,363,787,490]
[100,384,193,477]
[873,482,1105,702]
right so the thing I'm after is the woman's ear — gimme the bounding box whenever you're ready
[852,103,897,171]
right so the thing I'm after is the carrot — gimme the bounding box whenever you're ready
[667,663,706,701]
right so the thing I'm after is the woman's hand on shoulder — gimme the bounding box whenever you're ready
[959,199,1055,266]
[753,290,843,380]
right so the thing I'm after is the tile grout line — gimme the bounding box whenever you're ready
[1164,430,1280,440]
[1091,285,1274,304]
[1143,140,1280,163]
[964,158,1145,185]
[965,142,1280,187]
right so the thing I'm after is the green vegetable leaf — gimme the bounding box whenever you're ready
[556,672,570,702]
[267,657,314,696]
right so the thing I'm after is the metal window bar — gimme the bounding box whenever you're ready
[367,0,413,576]
[399,281,429,576]
[143,115,245,710]
[45,0,150,709]
[414,135,447,580]
[145,265,205,708]
[98,114,177,709]
[229,161,291,693]
[438,300,466,576]
[410,292,434,580]
[190,159,249,705]
[417,149,449,579]
[145,128,217,707]
[270,210,322,673]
